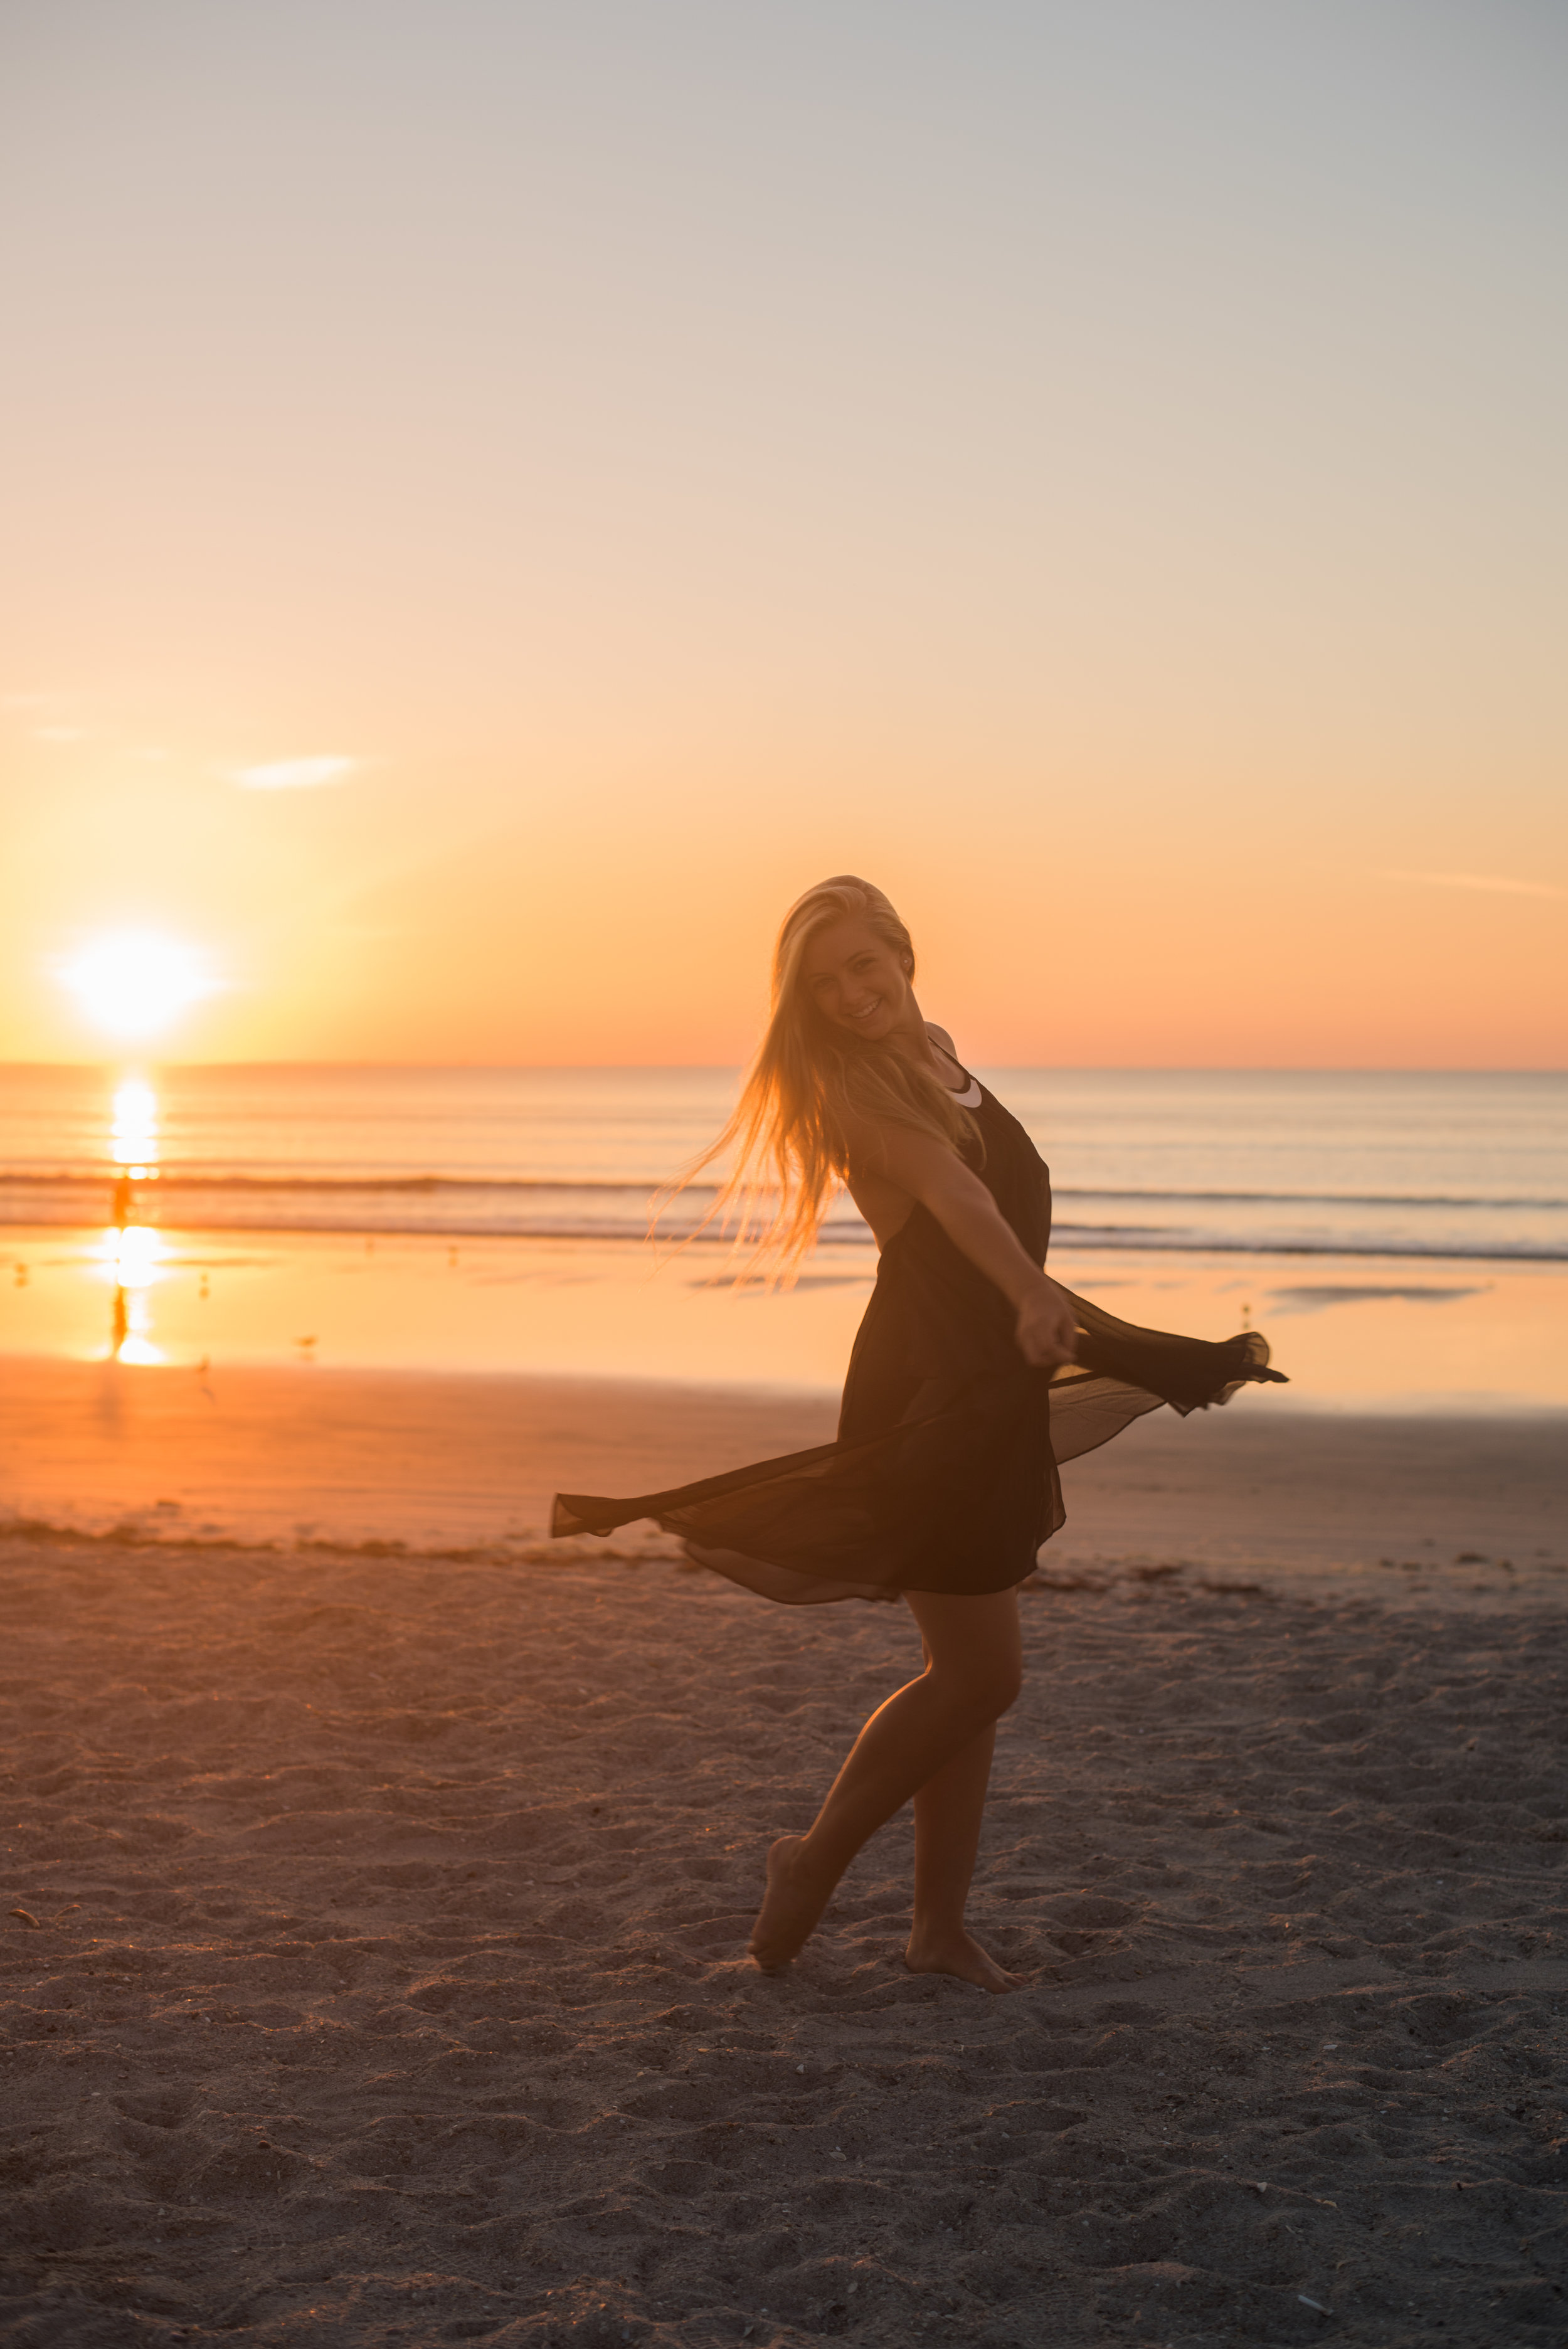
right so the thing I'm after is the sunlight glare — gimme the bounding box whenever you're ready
[102,1225,164,1290]
[59,930,217,1040]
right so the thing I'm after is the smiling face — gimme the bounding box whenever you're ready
[798,915,917,1045]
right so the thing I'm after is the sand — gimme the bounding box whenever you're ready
[3,1367,1567,2346]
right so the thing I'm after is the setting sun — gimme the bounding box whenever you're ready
[56,929,218,1042]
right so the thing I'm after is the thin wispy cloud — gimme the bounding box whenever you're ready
[228,755,359,791]
[1387,869,1566,903]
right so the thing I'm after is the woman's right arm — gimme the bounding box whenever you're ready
[845,1118,1078,1369]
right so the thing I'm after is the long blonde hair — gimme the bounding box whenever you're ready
[670,876,980,1280]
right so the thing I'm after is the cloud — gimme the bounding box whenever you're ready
[1386,869,1566,902]
[228,755,359,790]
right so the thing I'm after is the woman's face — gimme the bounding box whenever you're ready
[799,916,914,1044]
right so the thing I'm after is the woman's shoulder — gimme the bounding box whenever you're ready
[924,1021,983,1108]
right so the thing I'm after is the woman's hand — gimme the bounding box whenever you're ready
[1014,1279,1079,1370]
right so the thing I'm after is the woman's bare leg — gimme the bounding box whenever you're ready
[750,1586,1022,1980]
[904,1722,1021,1990]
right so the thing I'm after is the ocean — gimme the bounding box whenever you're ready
[1,1064,1563,1262]
[3,1066,1563,1402]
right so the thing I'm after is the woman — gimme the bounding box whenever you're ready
[554,877,1283,1993]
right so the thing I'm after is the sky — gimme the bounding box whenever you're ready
[1,0,1564,1067]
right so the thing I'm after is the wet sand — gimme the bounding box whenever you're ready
[3,1367,1567,2345]
[1,1355,1564,1582]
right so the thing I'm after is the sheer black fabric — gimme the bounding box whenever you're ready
[552,1080,1285,1603]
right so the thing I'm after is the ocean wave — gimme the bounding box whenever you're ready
[3,1158,1564,1267]
[0,1169,1562,1211]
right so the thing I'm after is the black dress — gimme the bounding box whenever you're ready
[551,1078,1284,1604]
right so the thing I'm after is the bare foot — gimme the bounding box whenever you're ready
[904,1927,1024,1993]
[748,1835,830,1973]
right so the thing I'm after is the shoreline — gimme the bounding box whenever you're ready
[8,1207,1565,1261]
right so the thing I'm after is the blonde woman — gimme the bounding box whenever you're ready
[554,878,1282,1992]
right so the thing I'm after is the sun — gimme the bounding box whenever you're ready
[58,928,219,1041]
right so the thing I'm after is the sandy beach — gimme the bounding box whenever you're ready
[3,1369,1567,2346]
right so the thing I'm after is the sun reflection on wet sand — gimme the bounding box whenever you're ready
[4,1219,1563,1409]
[104,1074,165,1363]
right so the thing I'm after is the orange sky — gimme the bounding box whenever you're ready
[2,1,1564,1068]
